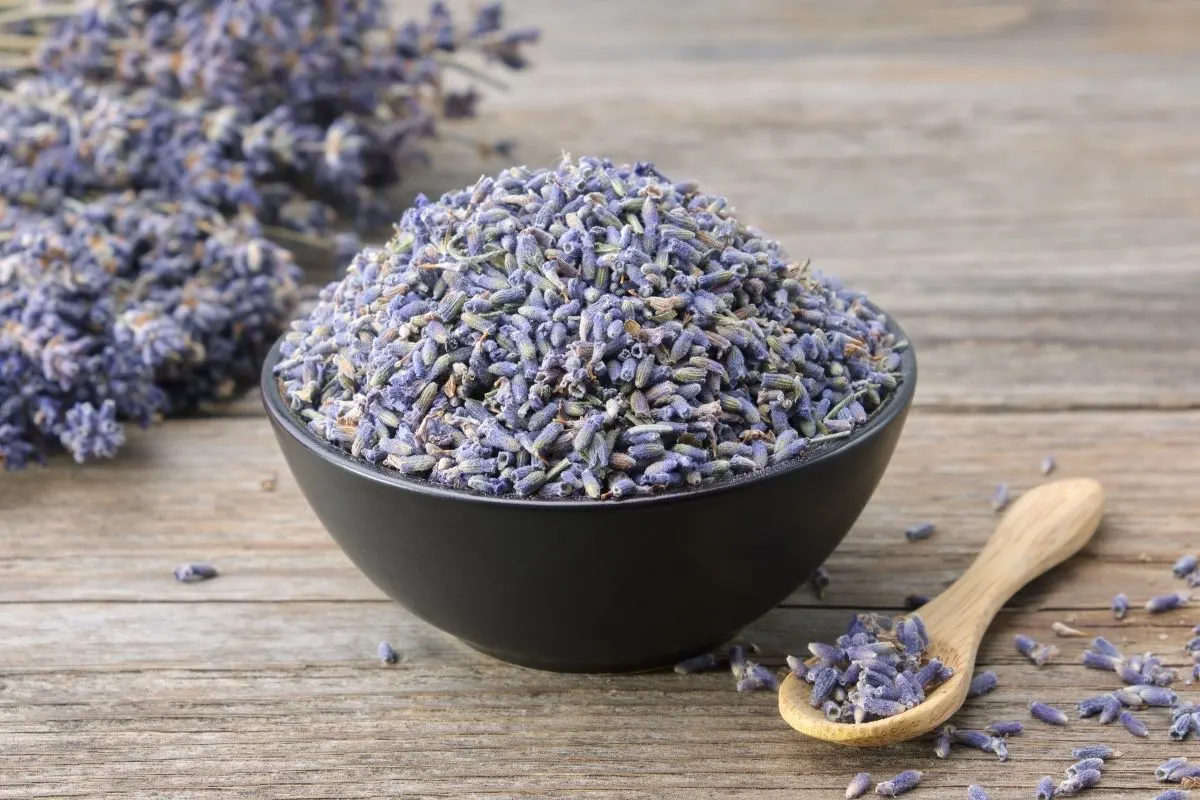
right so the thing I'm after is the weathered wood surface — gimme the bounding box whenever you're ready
[4,0,1200,798]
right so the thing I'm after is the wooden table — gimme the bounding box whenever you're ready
[3,2,1199,797]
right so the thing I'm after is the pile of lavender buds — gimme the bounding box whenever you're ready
[0,192,300,468]
[274,155,907,499]
[782,613,953,725]
[0,1,538,238]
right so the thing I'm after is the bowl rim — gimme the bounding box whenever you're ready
[261,310,917,510]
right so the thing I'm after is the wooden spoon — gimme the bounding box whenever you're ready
[778,477,1105,746]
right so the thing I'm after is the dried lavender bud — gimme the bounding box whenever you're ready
[1029,701,1068,726]
[728,644,746,681]
[1111,688,1145,707]
[933,726,953,758]
[967,786,990,800]
[991,483,1010,512]
[1147,592,1191,613]
[1051,621,1086,637]
[1091,637,1123,658]
[1056,768,1101,796]
[845,772,872,799]
[1040,455,1056,475]
[1157,758,1190,781]
[1174,554,1199,579]
[1071,745,1119,760]
[1034,775,1056,800]
[1098,694,1123,725]
[953,729,1008,761]
[968,670,998,698]
[985,720,1023,736]
[378,641,399,664]
[1077,694,1110,717]
[785,654,808,679]
[1015,634,1058,666]
[1111,592,1130,619]
[1,193,301,468]
[1066,758,1105,776]
[1153,791,1191,800]
[275,156,908,498]
[811,565,832,599]
[904,522,936,542]
[903,594,929,611]
[173,563,219,583]
[876,771,923,797]
[1134,685,1177,706]
[1119,709,1148,737]
[674,652,723,674]
[737,662,778,692]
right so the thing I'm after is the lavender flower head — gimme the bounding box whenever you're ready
[275,155,909,499]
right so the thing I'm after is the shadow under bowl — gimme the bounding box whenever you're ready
[261,324,916,673]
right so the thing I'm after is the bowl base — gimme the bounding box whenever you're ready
[459,637,728,675]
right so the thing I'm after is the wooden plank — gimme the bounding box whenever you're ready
[1,603,1195,798]
[2,409,1196,605]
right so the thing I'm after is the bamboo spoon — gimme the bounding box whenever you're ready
[778,477,1105,746]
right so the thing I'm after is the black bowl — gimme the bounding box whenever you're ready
[261,327,916,673]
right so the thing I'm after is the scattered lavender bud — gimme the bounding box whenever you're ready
[1081,650,1120,671]
[1147,592,1191,613]
[1015,634,1058,665]
[737,661,778,692]
[1034,775,1056,800]
[276,156,908,498]
[903,594,930,611]
[968,670,999,698]
[1134,685,1177,706]
[934,726,953,758]
[1169,713,1193,741]
[378,641,399,665]
[1098,694,1123,725]
[1174,554,1199,579]
[1119,709,1148,737]
[1112,592,1130,619]
[845,772,872,799]
[1112,688,1145,707]
[967,786,990,800]
[1066,758,1105,775]
[991,483,1011,512]
[1029,701,1068,726]
[1157,758,1190,781]
[1091,637,1124,658]
[876,770,923,797]
[904,522,936,542]
[1040,455,1057,475]
[953,729,1008,761]
[811,565,832,600]
[674,652,723,674]
[1077,695,1110,718]
[1051,621,1086,637]
[1153,791,1191,800]
[1056,768,1101,796]
[1071,745,1119,760]
[173,563,219,583]
[985,720,1023,736]
[785,654,809,679]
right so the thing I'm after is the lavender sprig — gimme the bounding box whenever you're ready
[173,563,219,583]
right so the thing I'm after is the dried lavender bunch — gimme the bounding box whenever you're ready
[790,612,951,725]
[0,192,300,469]
[3,1,537,234]
[275,155,907,499]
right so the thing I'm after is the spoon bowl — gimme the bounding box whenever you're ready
[778,477,1105,746]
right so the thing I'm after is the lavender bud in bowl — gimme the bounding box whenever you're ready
[262,155,917,672]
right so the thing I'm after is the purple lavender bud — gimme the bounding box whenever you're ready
[173,563,219,583]
[904,522,935,541]
[1153,791,1191,800]
[967,786,990,800]
[785,654,809,679]
[845,772,872,799]
[1071,745,1118,760]
[808,641,844,664]
[933,727,952,758]
[378,641,399,664]
[1156,757,1190,781]
[861,696,907,719]
[740,662,778,692]
[1077,695,1110,717]
[674,652,723,674]
[1029,701,1068,726]
[1111,689,1145,707]
[1066,758,1105,775]
[1146,592,1191,613]
[1117,661,1150,685]
[1119,709,1148,737]
[968,670,998,698]
[1112,592,1130,619]
[1040,454,1056,475]
[1097,694,1122,724]
[1134,685,1177,706]
[991,483,1010,512]
[1034,775,1056,800]
[1173,553,1198,578]
[1168,713,1192,740]
[952,728,994,753]
[810,666,839,707]
[985,720,1023,736]
[1080,650,1120,671]
[1057,768,1101,795]
[875,770,922,797]
[1014,633,1037,657]
[1091,636,1123,658]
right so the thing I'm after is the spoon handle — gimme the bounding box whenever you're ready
[918,478,1105,645]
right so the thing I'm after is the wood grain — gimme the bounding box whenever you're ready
[5,0,1200,797]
